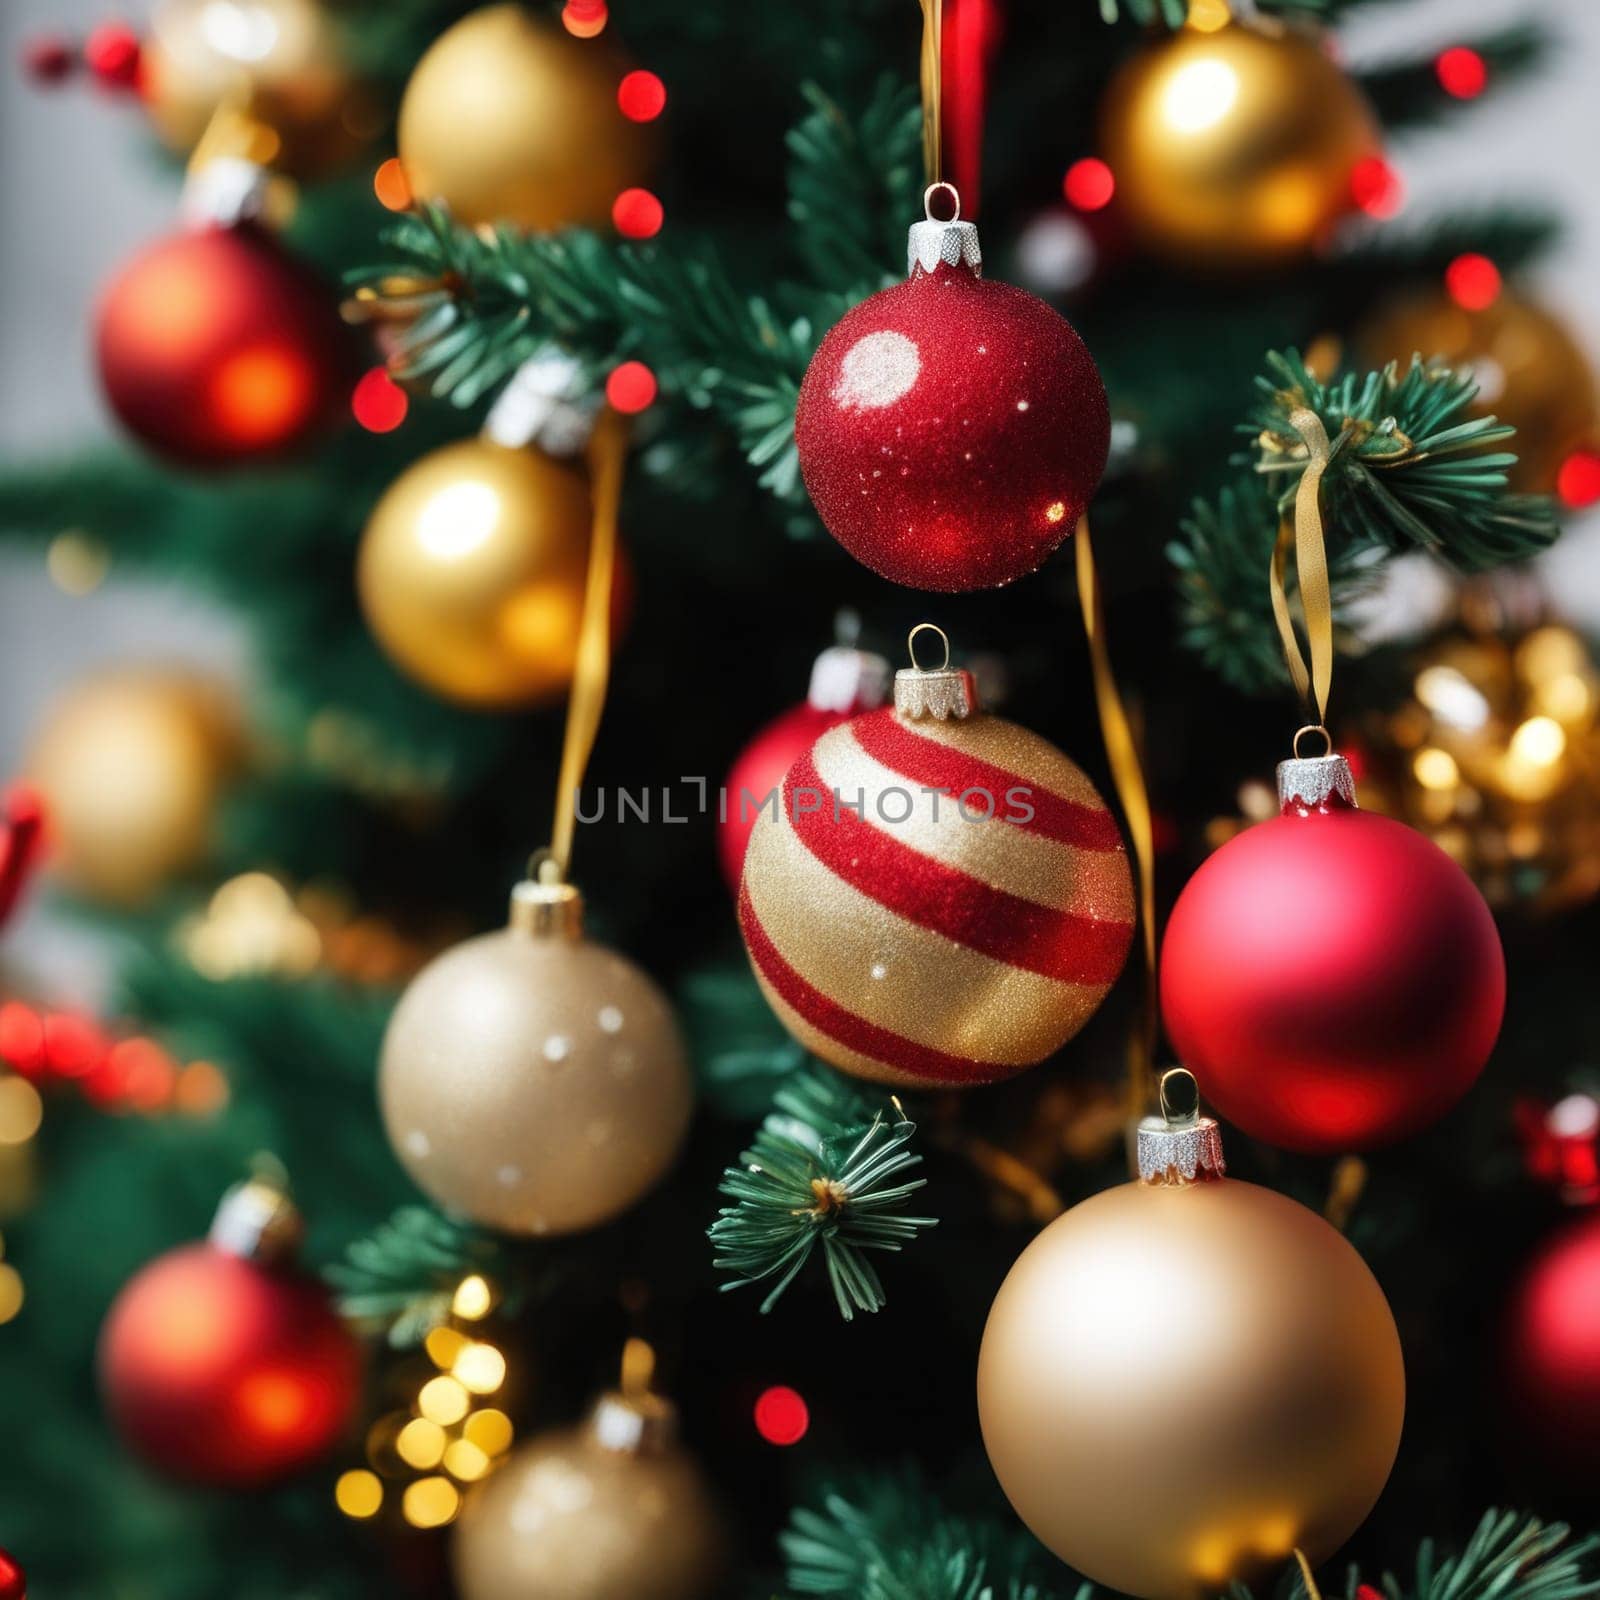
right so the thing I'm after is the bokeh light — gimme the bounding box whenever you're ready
[1436,47,1488,100]
[1350,156,1404,220]
[1063,158,1115,213]
[373,158,413,213]
[335,1468,384,1519]
[1557,449,1600,511]
[1445,253,1502,311]
[754,1384,810,1446]
[618,70,666,122]
[606,362,657,414]
[613,188,664,240]
[352,367,409,433]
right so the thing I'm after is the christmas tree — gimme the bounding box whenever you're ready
[3,0,1600,1596]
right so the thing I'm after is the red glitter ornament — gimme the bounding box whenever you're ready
[96,224,352,468]
[1503,1211,1600,1486]
[99,1179,360,1486]
[1161,749,1504,1154]
[718,639,889,888]
[794,185,1108,592]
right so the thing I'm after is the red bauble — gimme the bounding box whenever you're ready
[794,203,1108,592]
[1503,1212,1600,1485]
[99,1200,360,1486]
[1160,754,1504,1153]
[718,642,889,889]
[96,224,351,467]
[0,1548,23,1600]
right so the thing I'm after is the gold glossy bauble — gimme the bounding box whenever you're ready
[141,0,377,179]
[358,437,598,710]
[397,4,655,231]
[978,1177,1404,1600]
[379,879,693,1236]
[454,1393,723,1600]
[1358,293,1599,492]
[1101,19,1380,268]
[27,670,237,907]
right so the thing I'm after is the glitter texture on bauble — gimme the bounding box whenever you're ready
[794,186,1109,592]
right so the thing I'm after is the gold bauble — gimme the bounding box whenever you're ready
[1101,19,1379,268]
[358,437,599,710]
[27,669,237,907]
[979,1169,1404,1600]
[1359,293,1599,491]
[379,878,693,1236]
[454,1393,723,1600]
[141,0,376,179]
[397,4,654,231]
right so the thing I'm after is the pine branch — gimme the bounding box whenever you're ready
[1355,26,1551,132]
[779,1469,1082,1600]
[1248,350,1557,567]
[679,958,810,1119]
[709,1065,936,1321]
[326,1204,511,1346]
[350,79,918,503]
[1336,211,1562,287]
[1376,1511,1600,1600]
[787,77,923,296]
[1096,0,1335,25]
[1171,350,1559,691]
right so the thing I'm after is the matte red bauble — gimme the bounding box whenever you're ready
[99,1180,360,1487]
[1502,1211,1600,1486]
[1160,750,1504,1154]
[794,188,1109,592]
[96,224,352,467]
[717,641,889,888]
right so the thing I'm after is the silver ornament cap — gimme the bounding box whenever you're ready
[908,182,983,279]
[894,622,977,721]
[1278,729,1358,815]
[1137,1068,1226,1187]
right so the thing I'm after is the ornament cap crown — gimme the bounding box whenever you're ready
[510,861,584,940]
[894,623,978,721]
[210,1171,305,1264]
[588,1337,677,1454]
[908,182,983,279]
[1278,731,1358,815]
[1137,1067,1226,1186]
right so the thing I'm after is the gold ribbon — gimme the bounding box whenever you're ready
[549,407,628,881]
[1267,408,1336,727]
[918,0,943,185]
[1075,517,1156,1116]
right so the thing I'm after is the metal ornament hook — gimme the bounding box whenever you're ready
[907,622,952,673]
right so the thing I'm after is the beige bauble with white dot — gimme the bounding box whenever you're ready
[379,877,693,1236]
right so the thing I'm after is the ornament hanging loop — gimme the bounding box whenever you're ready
[1292,723,1332,760]
[907,621,952,672]
[924,181,961,222]
[1157,1066,1200,1128]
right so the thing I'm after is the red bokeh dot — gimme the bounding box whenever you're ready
[1436,46,1489,100]
[21,33,77,84]
[606,361,657,414]
[1557,449,1600,511]
[351,366,409,433]
[1445,252,1502,312]
[0,1002,45,1076]
[1350,156,1404,220]
[612,187,664,240]
[562,1,608,37]
[1062,158,1115,213]
[44,1013,107,1080]
[373,157,412,213]
[754,1385,809,1446]
[618,70,666,123]
[83,21,141,91]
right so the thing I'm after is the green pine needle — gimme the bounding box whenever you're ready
[709,1066,936,1321]
[779,1469,1081,1600]
[1382,1511,1600,1600]
[326,1204,509,1346]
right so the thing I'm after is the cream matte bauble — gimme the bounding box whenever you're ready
[978,1091,1404,1600]
[397,4,655,232]
[379,878,693,1236]
[453,1392,723,1600]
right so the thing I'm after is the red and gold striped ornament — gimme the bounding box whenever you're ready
[738,628,1134,1089]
